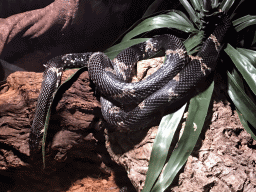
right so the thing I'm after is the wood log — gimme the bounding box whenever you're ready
[0,69,102,167]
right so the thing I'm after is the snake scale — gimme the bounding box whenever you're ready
[29,13,231,154]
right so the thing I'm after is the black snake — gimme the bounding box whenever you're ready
[29,13,231,154]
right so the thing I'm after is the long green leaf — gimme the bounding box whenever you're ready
[179,0,201,24]
[152,81,214,192]
[232,15,256,26]
[42,68,82,168]
[201,0,213,12]
[229,68,256,138]
[42,98,54,168]
[225,44,256,96]
[211,0,220,9]
[236,108,256,140]
[142,0,166,18]
[233,15,256,32]
[104,38,150,59]
[230,68,244,89]
[237,48,256,67]
[229,0,245,19]
[142,104,187,192]
[190,0,203,11]
[184,31,204,54]
[220,0,235,12]
[227,71,256,128]
[122,10,197,42]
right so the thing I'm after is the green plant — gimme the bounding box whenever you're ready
[41,0,256,190]
[140,1,256,191]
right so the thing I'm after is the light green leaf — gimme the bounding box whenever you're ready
[179,0,201,24]
[122,10,198,42]
[233,15,256,32]
[236,108,256,140]
[228,69,256,138]
[220,0,235,12]
[229,0,245,19]
[211,0,220,9]
[104,38,150,59]
[142,0,166,18]
[42,99,53,168]
[237,48,256,67]
[42,68,83,168]
[152,81,214,192]
[142,104,187,192]
[225,44,256,96]
[190,0,203,11]
[227,71,256,128]
[233,15,256,26]
[230,68,244,89]
[184,31,204,54]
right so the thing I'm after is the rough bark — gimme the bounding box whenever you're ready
[0,69,102,167]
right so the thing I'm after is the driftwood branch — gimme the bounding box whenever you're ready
[0,68,104,163]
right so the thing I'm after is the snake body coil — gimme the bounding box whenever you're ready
[29,14,231,153]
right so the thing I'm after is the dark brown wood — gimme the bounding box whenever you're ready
[0,69,102,167]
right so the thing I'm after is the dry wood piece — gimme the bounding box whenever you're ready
[0,69,102,168]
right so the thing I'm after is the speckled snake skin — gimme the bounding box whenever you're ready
[29,13,231,154]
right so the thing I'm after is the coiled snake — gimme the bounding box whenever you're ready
[29,13,231,154]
